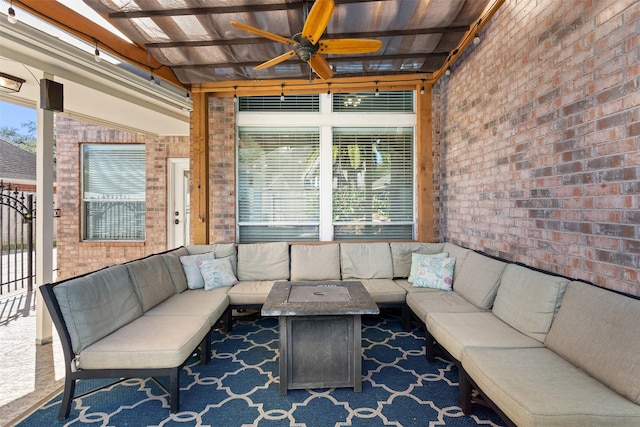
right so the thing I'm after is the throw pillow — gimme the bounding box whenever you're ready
[197,257,239,290]
[180,251,215,289]
[408,252,449,283]
[413,257,456,291]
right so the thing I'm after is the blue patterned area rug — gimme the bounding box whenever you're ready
[17,314,504,426]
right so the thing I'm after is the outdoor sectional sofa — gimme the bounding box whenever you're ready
[40,241,640,426]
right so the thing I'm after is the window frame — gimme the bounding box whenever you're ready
[81,143,146,242]
[236,92,416,242]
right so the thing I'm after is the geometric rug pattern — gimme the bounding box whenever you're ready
[17,314,504,426]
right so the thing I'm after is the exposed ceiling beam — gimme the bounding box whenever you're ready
[108,0,379,18]
[170,52,448,70]
[15,0,186,90]
[145,27,468,49]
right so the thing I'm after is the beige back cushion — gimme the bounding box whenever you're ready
[545,281,640,405]
[53,265,142,354]
[492,264,569,342]
[390,242,445,278]
[187,243,238,274]
[453,251,507,309]
[442,242,471,280]
[126,255,177,312]
[237,242,290,281]
[340,242,393,279]
[290,244,341,281]
[161,249,189,293]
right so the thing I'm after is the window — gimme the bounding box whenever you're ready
[237,128,320,242]
[237,91,415,242]
[82,144,146,241]
[333,127,414,239]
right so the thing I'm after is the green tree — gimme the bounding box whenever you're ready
[0,121,37,153]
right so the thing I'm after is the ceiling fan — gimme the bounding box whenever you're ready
[231,0,382,80]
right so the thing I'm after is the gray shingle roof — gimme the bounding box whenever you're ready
[0,139,36,182]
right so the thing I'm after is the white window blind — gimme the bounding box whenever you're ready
[237,127,320,242]
[82,144,146,240]
[239,95,319,112]
[333,91,414,112]
[332,127,414,240]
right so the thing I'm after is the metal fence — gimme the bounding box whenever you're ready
[0,181,34,295]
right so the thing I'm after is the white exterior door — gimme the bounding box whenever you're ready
[168,158,190,248]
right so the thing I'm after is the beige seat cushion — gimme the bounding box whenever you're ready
[389,242,445,278]
[237,242,290,281]
[79,315,210,370]
[462,347,640,427]
[406,289,485,324]
[345,279,405,304]
[144,288,229,328]
[545,281,640,405]
[227,280,277,305]
[290,244,341,281]
[452,251,507,309]
[492,264,569,342]
[426,311,543,361]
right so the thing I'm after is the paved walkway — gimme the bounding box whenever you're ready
[0,291,65,426]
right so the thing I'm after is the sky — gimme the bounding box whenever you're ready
[0,101,36,133]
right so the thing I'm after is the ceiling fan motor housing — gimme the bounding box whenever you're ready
[292,33,319,62]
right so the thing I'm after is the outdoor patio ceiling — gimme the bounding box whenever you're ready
[80,0,495,85]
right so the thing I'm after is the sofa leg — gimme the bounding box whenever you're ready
[424,331,436,363]
[401,304,411,331]
[169,369,180,413]
[459,367,473,415]
[223,307,232,333]
[200,334,211,365]
[58,375,76,419]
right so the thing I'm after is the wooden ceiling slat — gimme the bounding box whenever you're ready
[107,0,379,19]
[16,0,186,90]
[169,52,447,70]
[145,26,468,49]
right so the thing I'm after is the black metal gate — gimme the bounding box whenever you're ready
[0,181,34,295]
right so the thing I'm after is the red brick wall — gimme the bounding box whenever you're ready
[435,1,639,295]
[208,96,237,243]
[55,117,189,279]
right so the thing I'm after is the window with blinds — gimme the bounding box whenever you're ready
[333,128,414,240]
[238,95,320,112]
[333,91,414,112]
[236,91,416,242]
[237,127,320,242]
[82,144,146,241]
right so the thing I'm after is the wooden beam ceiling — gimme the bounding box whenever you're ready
[145,27,469,49]
[107,0,380,19]
[15,0,187,90]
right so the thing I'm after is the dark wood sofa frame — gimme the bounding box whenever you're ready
[39,280,212,420]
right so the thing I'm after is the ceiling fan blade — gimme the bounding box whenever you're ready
[302,0,335,45]
[254,50,296,70]
[318,39,383,54]
[308,53,333,80]
[231,21,297,46]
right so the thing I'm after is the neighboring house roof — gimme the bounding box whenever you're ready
[0,138,36,183]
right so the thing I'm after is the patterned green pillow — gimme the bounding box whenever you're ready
[408,252,448,283]
[412,257,456,291]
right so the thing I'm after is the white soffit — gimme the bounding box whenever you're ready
[0,6,190,136]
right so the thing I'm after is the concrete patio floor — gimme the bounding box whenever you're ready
[0,290,65,426]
